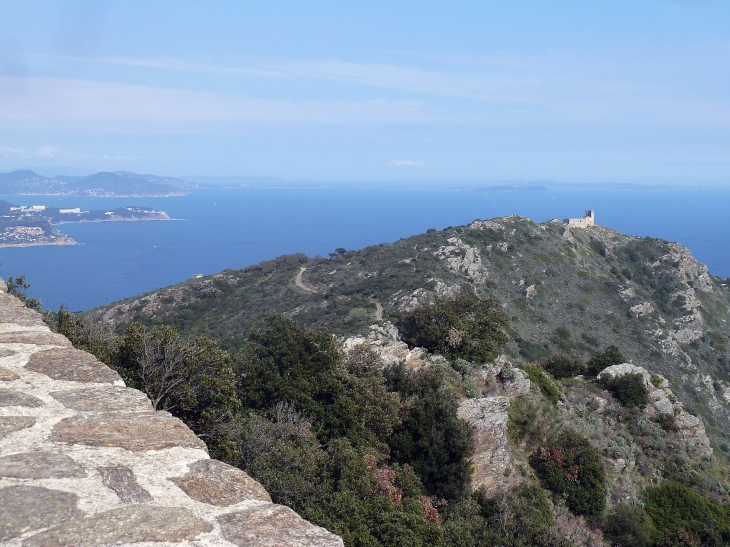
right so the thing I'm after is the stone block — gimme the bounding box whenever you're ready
[50,386,152,412]
[217,504,344,547]
[26,348,121,384]
[51,411,207,451]
[170,459,271,506]
[23,505,213,547]
[0,485,82,542]
[0,330,72,347]
[0,416,35,439]
[98,465,153,503]
[0,388,44,407]
[0,452,86,479]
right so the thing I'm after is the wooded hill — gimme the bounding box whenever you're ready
[89,216,730,451]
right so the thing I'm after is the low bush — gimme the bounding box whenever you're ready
[654,413,679,432]
[386,365,475,500]
[542,354,586,379]
[396,294,509,364]
[522,365,560,403]
[529,430,606,517]
[602,503,655,547]
[586,345,626,377]
[442,484,572,547]
[599,372,649,408]
[643,482,730,546]
[507,397,560,449]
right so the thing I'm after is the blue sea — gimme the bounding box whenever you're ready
[0,186,729,312]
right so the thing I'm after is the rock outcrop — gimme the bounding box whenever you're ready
[0,284,343,546]
[598,363,712,457]
[457,397,522,497]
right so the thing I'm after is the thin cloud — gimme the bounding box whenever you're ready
[0,77,432,133]
[29,53,730,128]
[0,144,134,162]
[388,160,425,167]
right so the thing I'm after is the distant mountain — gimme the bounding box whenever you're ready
[0,170,199,196]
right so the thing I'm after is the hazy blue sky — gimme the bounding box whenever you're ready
[1,1,729,183]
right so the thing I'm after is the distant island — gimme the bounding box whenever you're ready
[0,170,198,197]
[0,200,171,247]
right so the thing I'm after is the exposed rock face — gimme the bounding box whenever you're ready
[434,237,490,284]
[598,363,713,457]
[0,286,343,546]
[343,321,426,367]
[457,397,523,496]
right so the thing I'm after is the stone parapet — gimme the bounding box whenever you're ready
[0,286,343,546]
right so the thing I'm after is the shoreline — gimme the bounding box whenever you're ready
[0,239,77,248]
[50,217,178,226]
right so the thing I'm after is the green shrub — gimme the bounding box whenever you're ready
[654,413,679,432]
[599,372,649,408]
[507,397,560,448]
[603,503,655,547]
[542,354,587,379]
[643,482,730,546]
[586,345,626,377]
[529,430,606,517]
[522,365,560,403]
[386,365,475,500]
[396,294,509,364]
[443,484,571,547]
[114,323,241,461]
[239,315,400,447]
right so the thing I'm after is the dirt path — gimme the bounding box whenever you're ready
[295,267,317,292]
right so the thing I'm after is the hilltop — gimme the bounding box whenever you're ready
[0,170,197,196]
[90,216,730,451]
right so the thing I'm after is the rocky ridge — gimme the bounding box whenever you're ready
[89,215,730,451]
[0,283,342,546]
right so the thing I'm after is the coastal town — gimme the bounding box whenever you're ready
[0,201,172,247]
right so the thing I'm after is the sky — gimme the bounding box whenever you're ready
[0,1,729,183]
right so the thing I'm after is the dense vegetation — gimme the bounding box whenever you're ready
[396,294,509,363]
[52,310,478,545]
[529,429,607,518]
[598,372,650,408]
[49,299,730,546]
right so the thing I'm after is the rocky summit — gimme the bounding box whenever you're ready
[0,282,343,546]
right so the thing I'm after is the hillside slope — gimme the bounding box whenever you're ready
[90,216,730,449]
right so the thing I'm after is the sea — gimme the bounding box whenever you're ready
[0,185,728,312]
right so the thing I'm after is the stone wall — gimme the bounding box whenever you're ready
[0,283,343,547]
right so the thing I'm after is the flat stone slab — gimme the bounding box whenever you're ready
[0,388,44,407]
[0,485,82,542]
[218,505,344,547]
[23,505,213,547]
[0,452,86,479]
[50,411,207,451]
[0,365,19,381]
[0,330,72,347]
[0,307,46,327]
[50,386,152,412]
[0,293,25,309]
[26,348,121,384]
[170,459,271,506]
[99,465,153,503]
[0,416,36,439]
